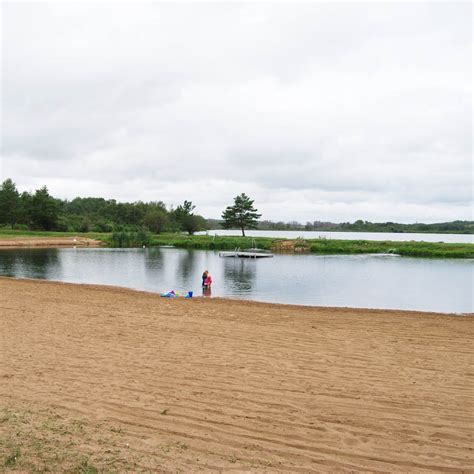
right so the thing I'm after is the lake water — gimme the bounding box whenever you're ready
[199,229,474,243]
[1,247,472,314]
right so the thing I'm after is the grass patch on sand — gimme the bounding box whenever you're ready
[0,405,141,472]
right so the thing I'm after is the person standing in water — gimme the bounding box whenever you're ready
[203,272,212,288]
[202,270,212,296]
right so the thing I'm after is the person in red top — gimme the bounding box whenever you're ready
[202,270,212,297]
[203,273,212,288]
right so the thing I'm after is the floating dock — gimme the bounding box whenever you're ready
[219,249,274,258]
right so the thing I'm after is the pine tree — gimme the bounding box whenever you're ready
[221,193,261,237]
[29,186,59,230]
[0,179,20,227]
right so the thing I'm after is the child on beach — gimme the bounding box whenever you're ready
[202,271,212,289]
[202,270,208,287]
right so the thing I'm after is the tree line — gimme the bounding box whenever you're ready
[1,178,471,235]
[0,179,210,234]
[0,179,261,236]
[254,219,474,234]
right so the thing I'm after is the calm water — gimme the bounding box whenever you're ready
[199,229,474,243]
[1,248,472,313]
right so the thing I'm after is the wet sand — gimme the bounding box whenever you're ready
[1,277,473,472]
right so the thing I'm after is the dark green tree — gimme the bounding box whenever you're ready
[29,186,59,230]
[221,193,261,237]
[0,179,20,227]
[173,200,204,235]
[186,214,207,235]
[144,208,169,234]
[115,202,144,227]
[18,191,32,225]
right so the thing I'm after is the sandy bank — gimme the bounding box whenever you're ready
[0,277,473,472]
[0,236,103,248]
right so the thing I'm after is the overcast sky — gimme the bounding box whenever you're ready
[1,2,472,223]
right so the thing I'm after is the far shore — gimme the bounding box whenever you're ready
[1,277,472,472]
[0,231,473,257]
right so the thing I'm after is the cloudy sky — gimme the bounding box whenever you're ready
[1,1,472,223]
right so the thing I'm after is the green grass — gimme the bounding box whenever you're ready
[4,448,20,467]
[150,233,275,251]
[307,239,474,258]
[149,234,473,258]
[148,234,472,258]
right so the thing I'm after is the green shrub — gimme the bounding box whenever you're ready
[110,230,151,248]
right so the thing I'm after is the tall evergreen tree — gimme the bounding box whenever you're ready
[221,193,261,237]
[29,186,59,230]
[0,179,20,227]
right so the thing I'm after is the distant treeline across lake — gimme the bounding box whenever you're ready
[1,178,472,235]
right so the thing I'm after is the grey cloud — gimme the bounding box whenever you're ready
[1,2,472,222]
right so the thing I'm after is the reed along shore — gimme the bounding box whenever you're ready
[1,277,473,472]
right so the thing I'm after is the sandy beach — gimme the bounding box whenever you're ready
[0,277,473,472]
[0,236,102,248]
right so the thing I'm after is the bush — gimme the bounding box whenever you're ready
[110,230,151,247]
[92,221,113,233]
[12,224,29,231]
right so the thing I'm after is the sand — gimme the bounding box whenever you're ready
[1,277,473,472]
[0,236,102,248]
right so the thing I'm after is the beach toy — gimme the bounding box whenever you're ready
[160,290,193,298]
[160,290,177,298]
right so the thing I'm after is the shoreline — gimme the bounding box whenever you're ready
[1,276,471,316]
[1,277,473,471]
[1,232,473,257]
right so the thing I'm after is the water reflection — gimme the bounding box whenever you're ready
[0,248,61,280]
[223,258,256,293]
[176,249,199,282]
[144,247,165,274]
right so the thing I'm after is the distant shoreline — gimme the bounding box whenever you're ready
[0,231,473,257]
[205,228,474,235]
